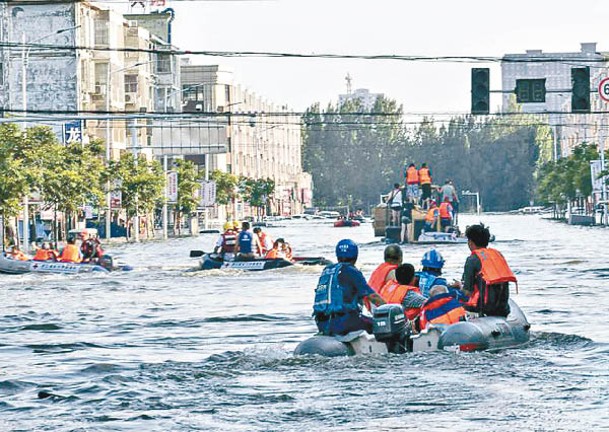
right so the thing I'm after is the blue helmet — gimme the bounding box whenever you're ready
[421,249,444,269]
[336,239,359,259]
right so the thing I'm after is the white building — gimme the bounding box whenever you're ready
[338,88,383,111]
[501,42,609,157]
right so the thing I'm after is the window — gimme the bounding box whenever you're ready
[94,20,108,47]
[155,52,171,74]
[125,74,138,93]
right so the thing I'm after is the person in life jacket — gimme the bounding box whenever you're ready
[265,238,292,261]
[33,243,59,262]
[214,221,238,261]
[7,245,30,261]
[378,263,426,322]
[80,233,104,263]
[424,201,439,232]
[414,249,448,297]
[405,163,420,203]
[59,236,83,263]
[419,285,467,329]
[313,239,386,336]
[368,244,402,292]
[253,227,271,257]
[418,163,433,208]
[452,223,515,317]
[236,221,261,260]
[438,197,454,231]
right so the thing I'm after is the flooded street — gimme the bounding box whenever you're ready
[1,214,608,431]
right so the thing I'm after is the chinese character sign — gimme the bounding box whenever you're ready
[167,171,179,203]
[63,121,83,144]
[200,181,217,207]
[110,191,122,209]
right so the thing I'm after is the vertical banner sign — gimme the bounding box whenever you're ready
[110,191,122,209]
[200,180,217,207]
[590,160,603,192]
[167,171,179,203]
[63,120,83,144]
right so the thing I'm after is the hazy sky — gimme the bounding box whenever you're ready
[117,0,608,113]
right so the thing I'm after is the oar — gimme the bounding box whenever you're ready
[190,250,207,258]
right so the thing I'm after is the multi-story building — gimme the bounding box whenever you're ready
[338,88,384,110]
[0,1,183,160]
[180,62,312,216]
[502,42,609,157]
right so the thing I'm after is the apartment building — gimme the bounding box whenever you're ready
[180,62,313,216]
[502,43,609,157]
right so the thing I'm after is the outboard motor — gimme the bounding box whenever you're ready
[373,304,410,353]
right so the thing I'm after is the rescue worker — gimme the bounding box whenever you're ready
[235,221,260,260]
[419,285,467,329]
[438,197,454,231]
[415,249,448,297]
[214,221,238,261]
[453,223,516,317]
[281,240,293,261]
[387,183,403,226]
[59,236,82,263]
[33,243,58,262]
[7,245,29,261]
[265,238,285,259]
[313,239,386,336]
[378,263,427,322]
[418,163,433,209]
[368,244,402,292]
[424,201,439,232]
[253,227,271,257]
[81,232,104,263]
[405,163,420,203]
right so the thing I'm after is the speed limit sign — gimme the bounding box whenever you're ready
[599,77,609,102]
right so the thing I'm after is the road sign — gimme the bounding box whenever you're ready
[599,77,609,102]
[110,191,122,209]
[63,120,83,144]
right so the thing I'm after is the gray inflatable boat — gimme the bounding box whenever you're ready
[294,299,530,356]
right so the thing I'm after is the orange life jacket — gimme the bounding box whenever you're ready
[368,262,398,292]
[265,248,279,259]
[378,280,422,320]
[419,293,466,329]
[10,250,29,261]
[255,232,269,255]
[425,207,438,223]
[33,249,57,262]
[439,202,452,219]
[60,244,82,263]
[418,167,431,185]
[406,167,419,185]
[464,248,518,308]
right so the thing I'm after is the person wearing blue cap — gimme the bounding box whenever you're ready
[312,239,385,336]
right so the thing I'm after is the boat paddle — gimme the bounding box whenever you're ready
[189,250,207,258]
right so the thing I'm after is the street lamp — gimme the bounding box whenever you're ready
[20,24,80,252]
[104,60,154,240]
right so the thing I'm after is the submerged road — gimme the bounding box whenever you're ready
[1,214,608,431]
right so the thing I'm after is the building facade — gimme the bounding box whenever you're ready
[180,62,313,216]
[501,43,609,157]
[338,88,383,110]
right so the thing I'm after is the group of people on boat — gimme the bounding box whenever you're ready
[312,223,516,337]
[214,221,293,262]
[4,230,105,264]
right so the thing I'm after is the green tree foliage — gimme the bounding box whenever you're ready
[0,124,30,220]
[210,169,239,206]
[303,102,549,211]
[172,159,202,234]
[537,143,599,204]
[239,177,275,218]
[106,153,165,219]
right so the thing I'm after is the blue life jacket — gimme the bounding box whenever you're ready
[238,231,253,254]
[416,271,447,297]
[313,263,359,315]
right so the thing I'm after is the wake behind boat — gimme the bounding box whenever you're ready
[294,299,530,356]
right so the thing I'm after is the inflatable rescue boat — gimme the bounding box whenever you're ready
[294,299,530,356]
[200,253,332,271]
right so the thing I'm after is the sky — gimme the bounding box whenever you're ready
[112,0,609,114]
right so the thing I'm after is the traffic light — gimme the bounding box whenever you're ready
[515,79,546,103]
[471,68,490,115]
[571,67,590,113]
